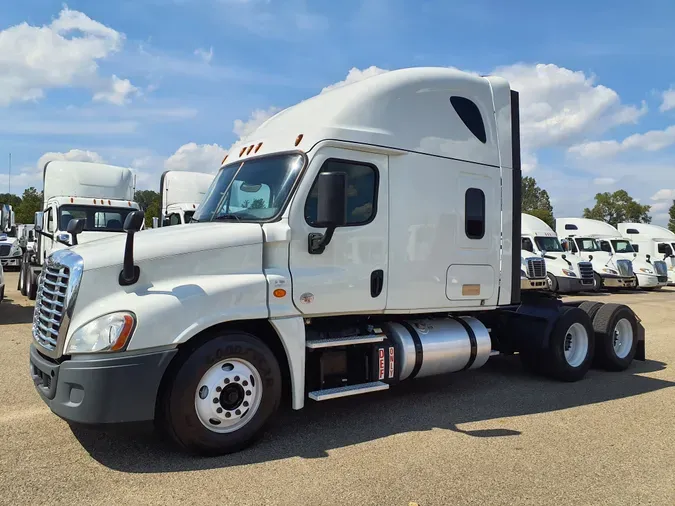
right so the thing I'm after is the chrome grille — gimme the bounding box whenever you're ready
[32,265,69,351]
[616,259,634,277]
[526,257,546,279]
[0,244,10,256]
[31,250,84,358]
[578,261,594,280]
[654,260,668,276]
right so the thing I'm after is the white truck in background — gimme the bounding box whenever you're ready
[519,249,548,291]
[556,218,660,290]
[20,161,141,300]
[17,224,36,254]
[618,222,675,285]
[159,170,215,226]
[0,204,22,270]
[521,214,594,293]
[28,67,647,456]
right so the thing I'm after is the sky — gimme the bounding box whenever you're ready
[1,0,675,225]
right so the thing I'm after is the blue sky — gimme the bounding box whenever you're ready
[1,0,675,224]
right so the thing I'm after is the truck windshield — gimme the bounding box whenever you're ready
[58,205,135,232]
[192,153,305,223]
[534,237,563,252]
[611,240,635,253]
[184,210,195,223]
[577,238,600,252]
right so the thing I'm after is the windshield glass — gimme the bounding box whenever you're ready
[58,205,135,232]
[192,153,305,223]
[184,210,195,223]
[534,236,563,252]
[577,237,600,252]
[611,240,635,253]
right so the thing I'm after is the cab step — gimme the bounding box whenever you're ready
[306,333,385,349]
[308,381,390,401]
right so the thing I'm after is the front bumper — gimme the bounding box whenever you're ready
[556,276,594,293]
[0,257,20,267]
[635,272,661,288]
[521,277,548,290]
[602,275,636,288]
[29,343,177,425]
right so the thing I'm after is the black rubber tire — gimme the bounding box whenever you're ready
[592,273,603,293]
[28,270,38,301]
[158,331,282,456]
[17,262,23,291]
[578,301,603,322]
[547,273,559,293]
[20,263,29,296]
[592,303,638,371]
[542,306,595,382]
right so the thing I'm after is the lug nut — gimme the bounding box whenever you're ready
[235,409,241,416]
[243,401,249,407]
[246,390,251,396]
[213,398,219,404]
[225,412,231,418]
[217,408,223,414]
[234,376,240,382]
[216,386,222,392]
[224,378,230,384]
[242,380,248,386]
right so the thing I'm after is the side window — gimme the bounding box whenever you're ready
[657,243,667,255]
[450,96,487,144]
[465,188,485,239]
[632,244,639,252]
[521,237,534,252]
[600,241,612,253]
[305,159,378,226]
[169,213,182,226]
[567,238,578,253]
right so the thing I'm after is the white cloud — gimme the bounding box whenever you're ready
[233,106,282,139]
[568,125,675,159]
[0,7,138,106]
[593,177,616,185]
[320,66,390,94]
[164,143,227,173]
[37,149,105,170]
[660,87,675,113]
[93,75,140,105]
[650,202,672,213]
[493,63,647,151]
[651,189,675,201]
[194,46,214,64]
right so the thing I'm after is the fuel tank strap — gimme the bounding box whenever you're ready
[399,322,423,379]
[451,317,478,370]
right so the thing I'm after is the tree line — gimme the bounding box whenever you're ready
[3,182,675,233]
[522,176,674,232]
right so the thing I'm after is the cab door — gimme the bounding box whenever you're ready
[287,147,388,316]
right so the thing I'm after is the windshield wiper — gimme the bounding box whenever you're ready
[214,213,242,222]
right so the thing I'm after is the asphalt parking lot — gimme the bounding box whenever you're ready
[1,270,673,506]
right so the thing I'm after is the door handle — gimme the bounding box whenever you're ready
[370,269,384,298]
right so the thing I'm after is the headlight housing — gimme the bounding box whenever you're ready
[602,268,618,275]
[562,269,576,277]
[10,245,21,257]
[520,269,527,277]
[67,311,136,354]
[638,268,654,274]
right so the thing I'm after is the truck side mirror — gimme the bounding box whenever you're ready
[119,210,145,286]
[34,211,43,232]
[66,218,86,246]
[308,171,347,254]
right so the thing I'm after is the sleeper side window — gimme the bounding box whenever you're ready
[465,188,485,239]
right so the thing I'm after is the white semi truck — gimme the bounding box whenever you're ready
[20,161,141,300]
[519,249,548,291]
[618,222,675,285]
[159,170,215,226]
[556,218,638,292]
[556,218,665,290]
[29,67,646,456]
[0,204,22,270]
[521,214,594,293]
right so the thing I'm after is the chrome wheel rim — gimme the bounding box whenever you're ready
[194,358,263,433]
[613,318,634,359]
[563,322,589,367]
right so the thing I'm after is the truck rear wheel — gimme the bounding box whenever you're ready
[592,303,638,371]
[544,306,595,382]
[158,331,282,456]
[578,301,603,321]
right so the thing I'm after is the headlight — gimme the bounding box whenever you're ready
[10,245,21,256]
[520,269,527,277]
[67,311,136,354]
[602,268,618,275]
[639,268,653,274]
[562,269,576,277]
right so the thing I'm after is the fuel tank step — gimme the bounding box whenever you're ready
[306,333,385,349]
[308,381,390,401]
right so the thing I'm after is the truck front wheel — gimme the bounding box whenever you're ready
[158,331,282,456]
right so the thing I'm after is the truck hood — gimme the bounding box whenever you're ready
[66,222,263,271]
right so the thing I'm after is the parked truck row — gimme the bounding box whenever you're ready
[27,67,649,456]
